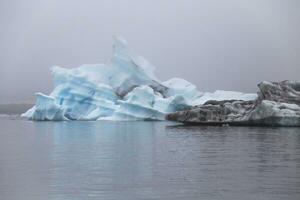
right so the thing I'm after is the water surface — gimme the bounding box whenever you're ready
[0,118,300,200]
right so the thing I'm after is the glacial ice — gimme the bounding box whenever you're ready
[167,80,300,127]
[22,37,256,121]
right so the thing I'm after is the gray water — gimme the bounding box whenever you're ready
[0,118,300,200]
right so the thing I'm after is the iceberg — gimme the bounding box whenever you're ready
[22,37,256,121]
[167,81,300,127]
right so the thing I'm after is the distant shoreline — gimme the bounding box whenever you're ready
[0,103,33,114]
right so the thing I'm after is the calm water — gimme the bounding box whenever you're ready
[0,117,300,200]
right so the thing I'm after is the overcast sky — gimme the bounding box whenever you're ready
[0,0,299,103]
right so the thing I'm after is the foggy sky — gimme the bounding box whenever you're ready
[1,0,300,103]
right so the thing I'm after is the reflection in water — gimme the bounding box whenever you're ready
[0,119,300,200]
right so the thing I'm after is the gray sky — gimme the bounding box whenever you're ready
[1,0,300,103]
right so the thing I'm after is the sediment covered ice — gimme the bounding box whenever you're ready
[22,37,256,121]
[166,81,300,127]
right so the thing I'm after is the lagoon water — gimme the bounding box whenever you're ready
[0,117,300,200]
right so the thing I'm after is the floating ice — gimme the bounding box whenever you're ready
[22,37,256,121]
